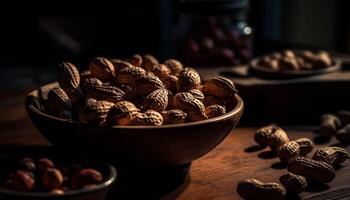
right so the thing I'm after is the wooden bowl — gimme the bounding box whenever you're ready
[25,82,244,167]
[249,52,341,79]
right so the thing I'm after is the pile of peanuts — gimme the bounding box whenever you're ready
[237,124,349,200]
[257,50,333,72]
[44,54,238,126]
[0,157,103,194]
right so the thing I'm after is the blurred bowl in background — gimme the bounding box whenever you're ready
[0,150,117,200]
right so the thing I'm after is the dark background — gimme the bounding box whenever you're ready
[0,0,349,124]
[1,0,349,66]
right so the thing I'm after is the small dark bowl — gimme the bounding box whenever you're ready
[249,51,341,79]
[0,150,117,200]
[25,82,244,167]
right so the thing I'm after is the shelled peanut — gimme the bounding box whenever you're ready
[44,55,239,126]
[0,157,103,194]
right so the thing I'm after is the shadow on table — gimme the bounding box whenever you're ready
[106,163,191,199]
[313,135,332,145]
[285,193,302,200]
[258,150,278,159]
[271,161,287,169]
[305,181,330,193]
[331,142,348,148]
[244,145,266,152]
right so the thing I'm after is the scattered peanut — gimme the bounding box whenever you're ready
[320,114,342,139]
[236,178,286,200]
[267,127,290,152]
[254,124,278,147]
[336,110,350,125]
[294,138,314,156]
[313,147,349,166]
[278,141,300,162]
[279,173,307,194]
[336,124,350,144]
[287,156,335,183]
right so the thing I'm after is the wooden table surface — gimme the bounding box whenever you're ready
[1,89,350,200]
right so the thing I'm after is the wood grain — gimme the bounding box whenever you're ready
[0,90,349,199]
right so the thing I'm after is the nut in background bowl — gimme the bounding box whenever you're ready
[25,82,244,167]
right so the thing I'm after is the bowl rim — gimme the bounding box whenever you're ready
[249,50,341,76]
[0,156,117,197]
[26,84,244,129]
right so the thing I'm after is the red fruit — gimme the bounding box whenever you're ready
[38,158,55,173]
[42,168,64,190]
[5,170,35,192]
[71,169,103,189]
